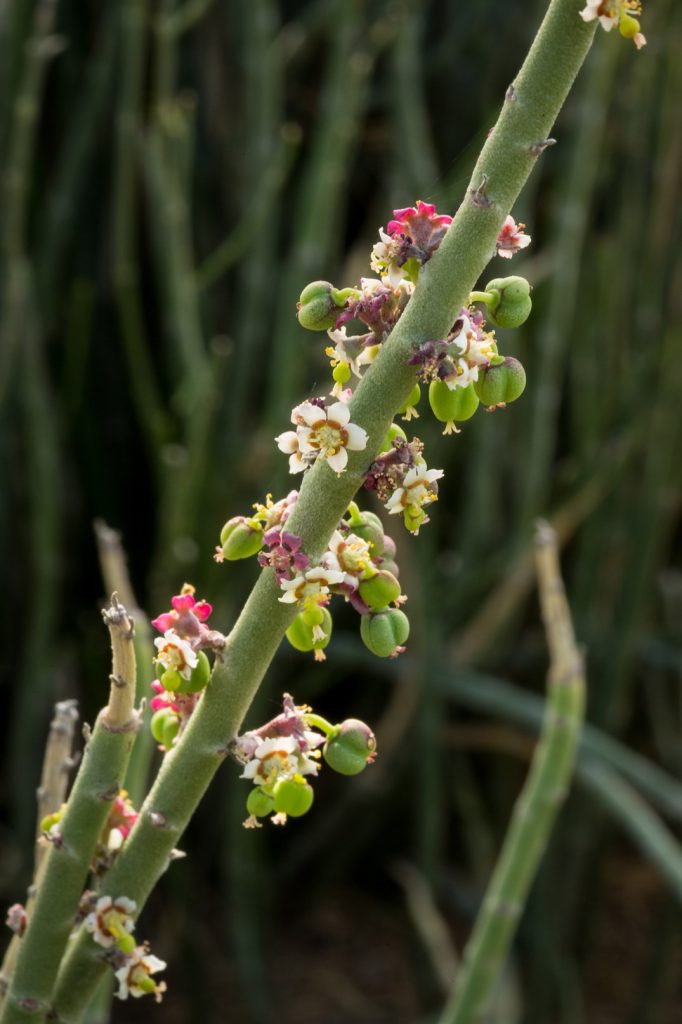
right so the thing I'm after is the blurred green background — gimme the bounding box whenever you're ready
[1,0,681,1021]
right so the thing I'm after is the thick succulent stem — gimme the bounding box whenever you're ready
[439,522,585,1023]
[50,1,596,1018]
[0,599,138,1024]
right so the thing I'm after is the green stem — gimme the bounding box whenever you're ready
[0,600,139,1024]
[469,290,494,306]
[0,701,79,1003]
[439,523,585,1023]
[51,1,597,1016]
[303,713,335,736]
[0,0,58,408]
[194,123,300,289]
[113,0,170,456]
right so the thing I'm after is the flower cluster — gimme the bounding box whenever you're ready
[370,200,452,286]
[579,0,646,47]
[40,789,139,875]
[218,494,409,660]
[284,201,531,525]
[214,202,533,668]
[408,308,497,391]
[82,895,166,1002]
[233,694,376,827]
[149,584,223,753]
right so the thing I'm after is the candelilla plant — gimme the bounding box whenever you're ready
[0,0,648,1019]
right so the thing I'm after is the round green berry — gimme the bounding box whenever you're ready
[246,788,275,818]
[273,779,314,817]
[323,719,376,776]
[177,649,211,693]
[474,357,526,407]
[428,381,479,425]
[484,276,532,329]
[286,607,332,653]
[360,608,410,658]
[297,281,339,331]
[358,569,401,612]
[220,517,264,560]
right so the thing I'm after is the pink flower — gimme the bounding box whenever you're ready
[151,584,212,637]
[496,215,531,259]
[257,529,310,582]
[371,201,452,285]
[386,201,452,236]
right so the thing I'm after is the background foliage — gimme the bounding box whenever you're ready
[1,0,681,1021]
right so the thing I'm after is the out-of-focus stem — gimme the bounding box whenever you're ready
[439,523,585,1023]
[0,701,79,1003]
[113,0,169,454]
[0,0,59,408]
[0,599,138,1024]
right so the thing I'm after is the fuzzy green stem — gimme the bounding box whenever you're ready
[439,522,585,1023]
[51,2,596,1017]
[0,600,139,1024]
[0,701,79,1003]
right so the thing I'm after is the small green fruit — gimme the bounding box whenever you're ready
[151,709,180,749]
[360,608,410,657]
[358,569,401,612]
[177,649,211,693]
[332,360,351,385]
[484,276,532,329]
[428,381,479,429]
[286,607,332,653]
[273,779,314,817]
[323,719,376,775]
[474,357,526,407]
[160,668,181,692]
[399,383,421,417]
[246,787,275,818]
[297,281,340,331]
[220,517,264,560]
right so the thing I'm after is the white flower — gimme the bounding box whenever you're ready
[154,630,198,680]
[84,896,137,949]
[276,401,367,475]
[326,326,378,379]
[370,229,406,287]
[385,460,444,516]
[278,566,345,606]
[297,401,368,474]
[114,945,167,1002]
[323,530,373,584]
[579,0,618,29]
[446,315,496,389]
[274,430,309,473]
[241,735,320,786]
